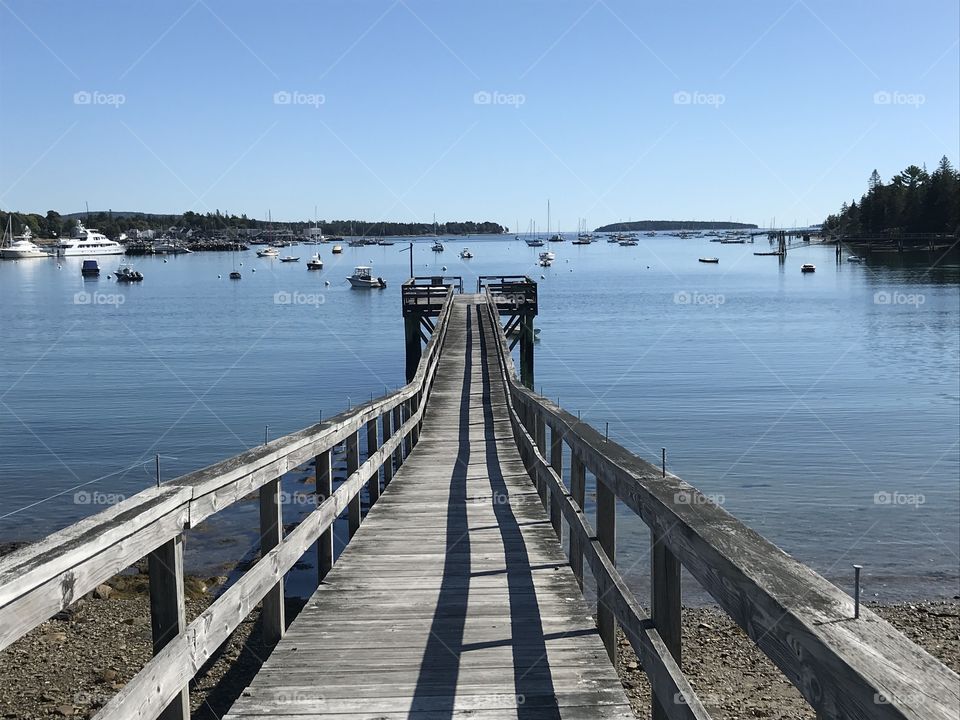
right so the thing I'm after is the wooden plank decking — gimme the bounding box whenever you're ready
[225,296,633,719]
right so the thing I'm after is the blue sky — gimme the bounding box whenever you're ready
[1,0,957,229]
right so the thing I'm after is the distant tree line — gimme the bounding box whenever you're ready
[823,156,960,237]
[0,208,506,239]
[595,220,757,232]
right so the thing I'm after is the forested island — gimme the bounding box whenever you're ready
[0,209,505,239]
[823,156,959,236]
[595,220,757,232]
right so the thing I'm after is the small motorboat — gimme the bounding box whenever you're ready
[753,251,782,256]
[431,241,444,252]
[347,266,386,289]
[279,256,300,263]
[331,245,343,254]
[229,271,241,280]
[80,259,100,276]
[377,239,395,246]
[306,254,323,270]
[459,248,473,259]
[847,256,862,263]
[618,238,638,246]
[698,257,719,264]
[114,264,143,282]
[257,247,280,258]
[801,264,816,273]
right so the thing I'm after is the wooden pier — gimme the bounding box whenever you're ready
[0,277,957,720]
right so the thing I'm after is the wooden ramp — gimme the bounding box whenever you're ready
[225,296,633,719]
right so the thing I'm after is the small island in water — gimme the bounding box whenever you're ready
[595,220,758,232]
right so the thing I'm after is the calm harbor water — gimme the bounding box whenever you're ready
[1,235,957,603]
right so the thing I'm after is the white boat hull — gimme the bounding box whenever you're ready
[348,276,384,288]
[57,245,124,256]
[0,247,51,259]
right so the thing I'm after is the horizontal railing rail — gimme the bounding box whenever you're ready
[0,288,457,720]
[482,289,959,720]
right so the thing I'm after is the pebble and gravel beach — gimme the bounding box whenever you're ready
[0,558,955,720]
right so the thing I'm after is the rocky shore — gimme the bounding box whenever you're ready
[0,570,955,719]
[614,602,960,719]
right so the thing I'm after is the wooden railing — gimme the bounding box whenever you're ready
[0,288,457,720]
[480,290,959,720]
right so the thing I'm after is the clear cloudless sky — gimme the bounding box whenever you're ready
[1,0,957,229]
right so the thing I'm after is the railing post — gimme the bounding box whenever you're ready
[402,400,412,457]
[569,452,586,590]
[549,424,563,539]
[382,411,393,487]
[259,476,285,644]
[392,405,403,468]
[148,536,189,720]
[346,430,361,537]
[534,410,547,507]
[366,417,380,506]
[315,449,333,581]
[651,526,682,720]
[596,476,617,664]
[410,391,420,446]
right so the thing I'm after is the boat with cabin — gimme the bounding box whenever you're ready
[0,223,51,259]
[114,264,143,282]
[347,266,386,289]
[56,222,124,256]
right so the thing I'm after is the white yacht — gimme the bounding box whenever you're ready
[56,222,124,256]
[0,224,52,259]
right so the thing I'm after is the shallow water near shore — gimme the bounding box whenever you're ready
[0,234,957,604]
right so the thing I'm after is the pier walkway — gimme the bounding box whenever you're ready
[226,297,631,718]
[0,278,956,720]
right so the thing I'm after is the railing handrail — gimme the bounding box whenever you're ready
[0,288,457,654]
[482,288,959,720]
